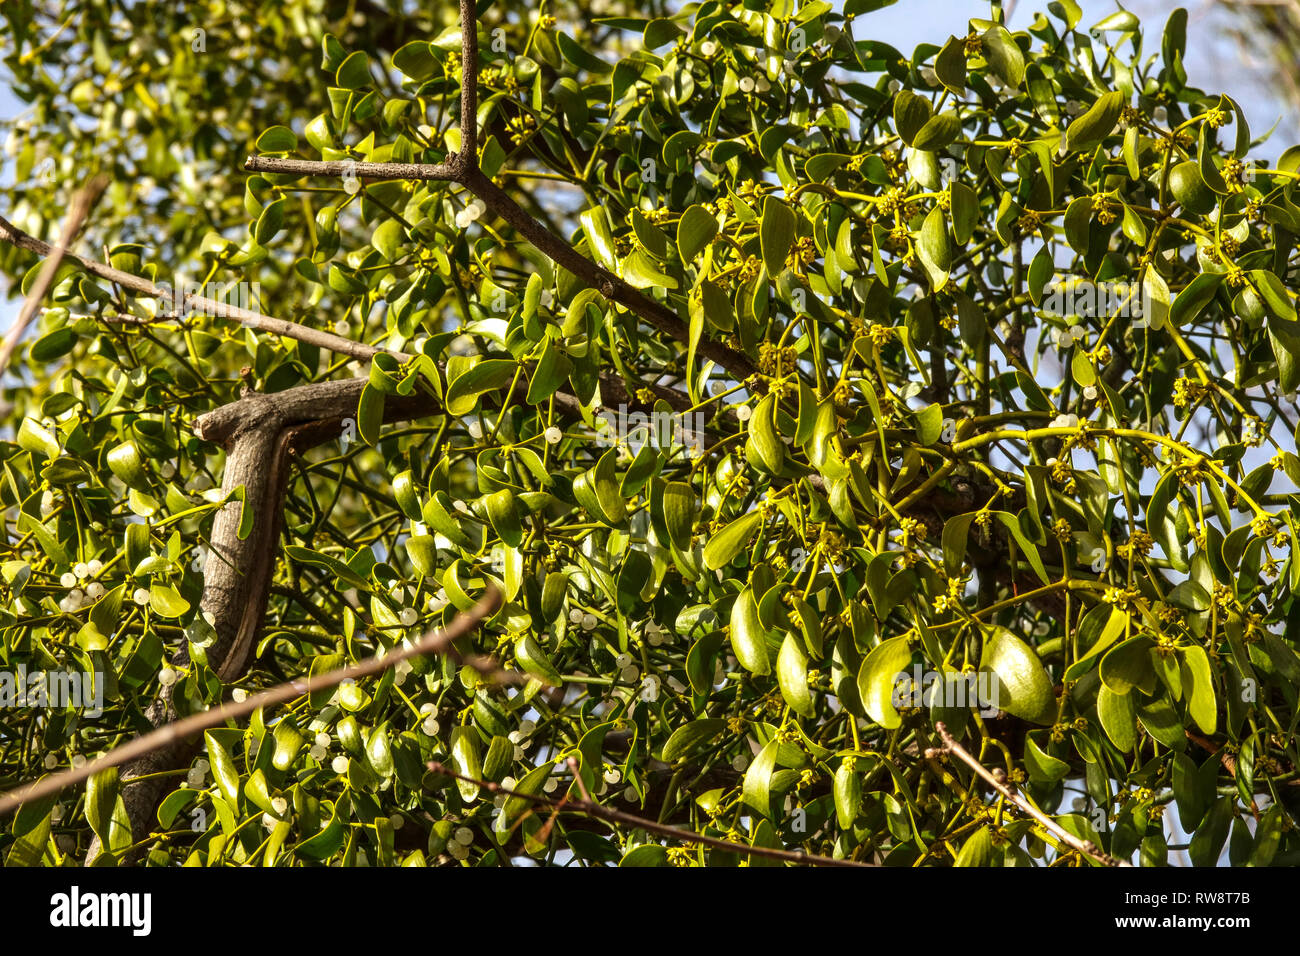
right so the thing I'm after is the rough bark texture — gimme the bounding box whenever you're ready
[95,377,439,861]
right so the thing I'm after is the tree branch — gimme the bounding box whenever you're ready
[0,212,390,362]
[0,175,108,384]
[428,758,872,868]
[0,590,503,821]
[927,721,1131,868]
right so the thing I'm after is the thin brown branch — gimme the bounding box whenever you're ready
[456,0,478,168]
[0,211,390,363]
[0,589,504,820]
[927,721,1132,867]
[428,759,873,868]
[0,174,108,381]
[240,157,458,181]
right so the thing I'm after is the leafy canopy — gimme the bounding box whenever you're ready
[1,0,1300,867]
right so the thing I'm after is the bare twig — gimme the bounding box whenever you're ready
[0,174,108,381]
[0,589,504,820]
[927,721,1131,867]
[428,760,873,868]
[0,211,392,363]
[455,0,478,168]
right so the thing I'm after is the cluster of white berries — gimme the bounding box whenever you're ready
[58,559,106,612]
[568,607,599,631]
[638,674,660,702]
[186,758,210,789]
[454,199,486,229]
[644,620,667,646]
[1049,412,1083,429]
[309,731,331,762]
[446,825,475,859]
[613,652,639,684]
[420,702,441,737]
[737,75,772,94]
[1053,324,1088,349]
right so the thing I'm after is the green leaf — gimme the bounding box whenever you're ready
[336,51,371,89]
[85,768,119,845]
[935,35,967,95]
[979,627,1054,724]
[149,583,190,618]
[833,761,863,827]
[17,418,59,458]
[746,394,784,474]
[1097,684,1136,751]
[950,182,978,245]
[107,440,147,489]
[913,113,961,151]
[662,719,727,762]
[742,739,780,817]
[892,90,932,145]
[204,732,242,807]
[729,586,771,675]
[1065,90,1124,153]
[916,207,951,291]
[760,196,796,277]
[526,344,571,405]
[857,634,912,729]
[703,510,762,571]
[1170,271,1224,326]
[580,206,620,272]
[981,26,1025,88]
[1181,644,1217,735]
[392,41,436,80]
[371,219,404,262]
[572,448,625,526]
[954,826,996,866]
[662,480,694,552]
[777,633,814,717]
[449,727,482,802]
[677,204,718,262]
[446,359,516,415]
[1100,636,1156,695]
[255,126,297,152]
[357,381,385,444]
